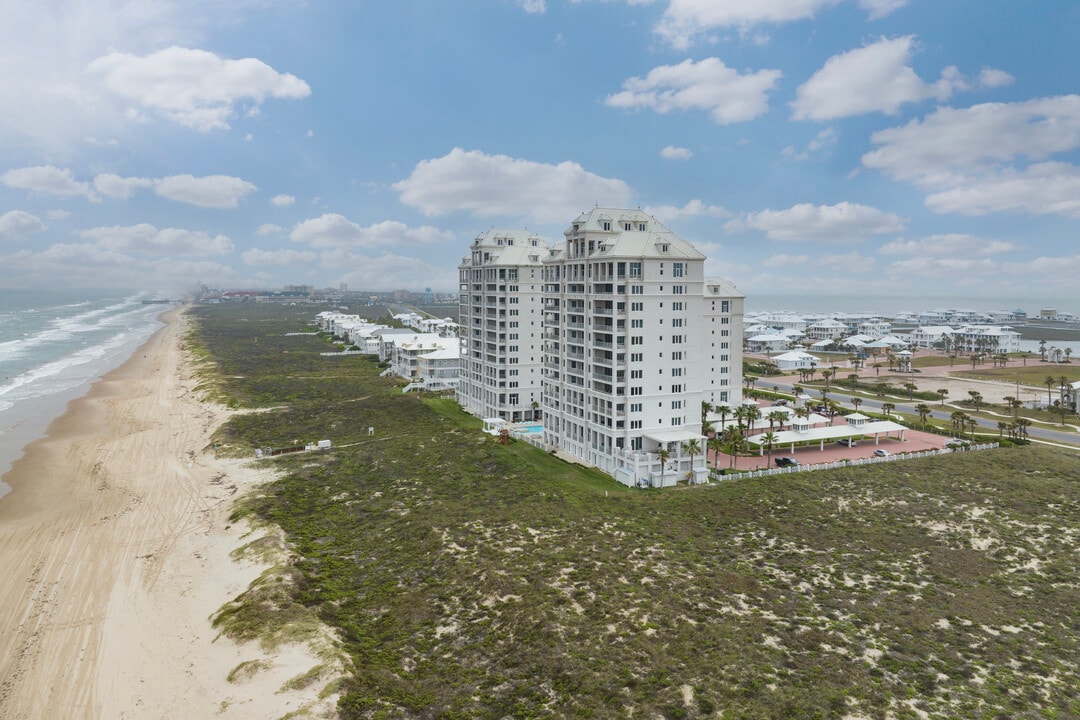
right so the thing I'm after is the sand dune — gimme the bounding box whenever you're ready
[0,308,338,719]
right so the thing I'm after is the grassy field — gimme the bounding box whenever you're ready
[191,303,1080,720]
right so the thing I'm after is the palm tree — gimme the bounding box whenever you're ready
[903,382,917,400]
[745,405,763,433]
[915,403,930,428]
[881,402,895,418]
[708,436,724,474]
[657,447,670,487]
[701,418,715,437]
[761,431,778,467]
[874,382,888,398]
[681,438,702,483]
[701,400,713,425]
[968,390,983,413]
[822,368,834,390]
[950,410,968,436]
[1016,417,1032,438]
[723,426,743,469]
[997,420,1008,438]
[1045,375,1057,406]
[716,404,731,434]
[937,388,948,407]
[1066,348,1074,363]
[1039,339,1047,362]
[767,410,787,432]
[847,373,860,390]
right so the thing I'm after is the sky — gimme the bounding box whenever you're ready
[2,1,1080,306]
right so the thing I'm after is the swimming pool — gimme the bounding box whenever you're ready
[513,423,545,434]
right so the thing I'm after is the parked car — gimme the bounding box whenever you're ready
[873,449,889,457]
[775,457,800,467]
[836,438,858,447]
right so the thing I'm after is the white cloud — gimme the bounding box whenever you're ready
[763,253,810,267]
[660,145,693,160]
[605,58,781,125]
[242,247,317,266]
[862,95,1080,184]
[517,0,547,13]
[2,166,95,199]
[655,0,843,47]
[725,201,904,241]
[78,223,234,255]
[290,214,455,249]
[924,162,1080,218]
[644,199,729,222]
[270,194,295,207]
[977,67,1014,89]
[46,210,71,220]
[392,148,633,224]
[879,234,1019,256]
[256,223,285,236]
[783,127,837,160]
[858,0,909,20]
[87,46,311,131]
[154,174,257,208]
[862,95,1080,218]
[791,36,999,121]
[0,210,46,240]
[94,173,155,199]
[329,251,459,293]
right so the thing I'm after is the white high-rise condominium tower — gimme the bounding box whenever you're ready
[457,228,549,422]
[541,208,742,487]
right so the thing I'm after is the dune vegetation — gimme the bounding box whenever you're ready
[191,302,1080,720]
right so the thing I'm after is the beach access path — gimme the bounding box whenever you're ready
[0,308,336,719]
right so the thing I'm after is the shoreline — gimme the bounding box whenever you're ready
[0,307,339,719]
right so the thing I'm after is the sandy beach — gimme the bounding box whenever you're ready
[0,308,338,719]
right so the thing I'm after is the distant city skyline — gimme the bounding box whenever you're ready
[2,2,1080,300]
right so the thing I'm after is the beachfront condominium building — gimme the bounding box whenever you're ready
[457,228,550,422]
[703,277,744,409]
[540,207,741,487]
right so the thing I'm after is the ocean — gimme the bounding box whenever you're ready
[0,290,166,499]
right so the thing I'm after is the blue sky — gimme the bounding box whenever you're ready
[2,1,1080,304]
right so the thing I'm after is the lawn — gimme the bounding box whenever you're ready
[191,303,1080,720]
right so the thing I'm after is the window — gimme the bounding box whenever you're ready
[671,384,683,393]
[673,262,685,277]
[672,368,683,377]
[672,400,683,409]
[672,285,684,295]
[630,387,643,396]
[672,318,683,327]
[629,262,642,277]
[631,336,643,345]
[721,317,730,324]
[630,352,643,362]
[672,301,683,311]
[603,221,611,231]
[631,302,643,311]
[631,319,643,328]
[721,329,730,337]
[638,222,646,231]
[630,369,643,379]
[721,300,730,312]
[624,222,632,231]
[630,403,642,412]
[630,420,642,430]
[631,285,643,295]
[671,351,682,360]
[671,417,683,426]
[671,335,683,344]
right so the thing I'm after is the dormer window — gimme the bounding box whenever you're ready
[602,221,611,231]
[638,222,646,231]
[624,222,632,231]
[660,243,670,252]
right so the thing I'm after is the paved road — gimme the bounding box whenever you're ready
[765,379,1080,447]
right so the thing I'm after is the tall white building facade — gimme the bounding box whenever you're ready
[702,277,744,410]
[540,208,740,487]
[457,228,549,422]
